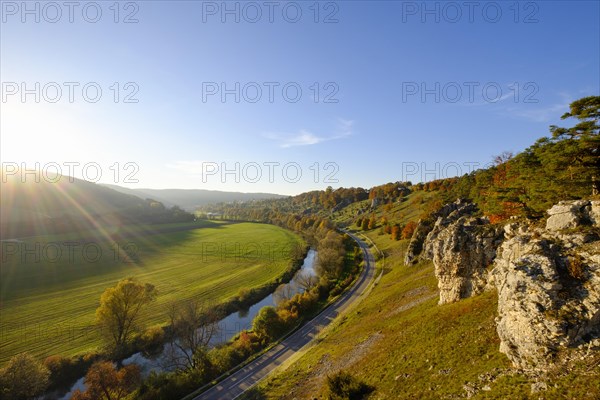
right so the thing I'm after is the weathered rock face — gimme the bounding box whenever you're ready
[426,213,504,304]
[404,199,504,304]
[492,201,600,370]
[546,200,600,231]
[404,199,477,266]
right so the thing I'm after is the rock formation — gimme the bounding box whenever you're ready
[492,200,600,370]
[404,199,477,266]
[416,198,600,370]
[403,199,503,304]
[427,216,503,304]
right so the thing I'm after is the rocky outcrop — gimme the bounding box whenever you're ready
[546,200,600,231]
[422,202,504,304]
[403,199,504,304]
[492,202,600,370]
[429,218,504,305]
[403,219,433,266]
[404,199,477,266]
[412,197,600,371]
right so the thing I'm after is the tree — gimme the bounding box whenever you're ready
[401,221,418,240]
[167,299,219,372]
[360,218,369,230]
[252,306,285,341]
[390,224,401,241]
[316,231,345,279]
[71,361,140,400]
[367,215,377,230]
[0,353,50,400]
[550,95,600,195]
[325,370,373,400]
[294,271,319,292]
[95,277,157,355]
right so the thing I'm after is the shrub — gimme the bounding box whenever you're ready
[138,325,165,355]
[325,371,374,400]
[0,353,50,400]
[252,306,286,342]
[401,221,418,239]
[44,355,91,392]
[567,254,586,280]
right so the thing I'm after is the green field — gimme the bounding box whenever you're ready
[0,221,303,365]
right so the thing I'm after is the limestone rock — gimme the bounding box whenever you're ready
[492,200,600,370]
[546,200,600,231]
[428,215,504,304]
[404,199,476,266]
[414,199,503,304]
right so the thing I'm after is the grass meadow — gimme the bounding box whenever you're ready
[0,221,303,365]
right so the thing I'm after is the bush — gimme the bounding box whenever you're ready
[325,371,374,400]
[401,221,418,239]
[252,306,286,343]
[567,254,586,280]
[0,353,50,400]
[44,355,93,392]
[137,325,165,355]
[138,369,203,400]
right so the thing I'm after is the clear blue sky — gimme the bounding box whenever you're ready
[1,0,599,195]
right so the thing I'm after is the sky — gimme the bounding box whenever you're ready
[1,0,599,195]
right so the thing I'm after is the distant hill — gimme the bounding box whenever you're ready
[101,185,288,211]
[0,174,193,238]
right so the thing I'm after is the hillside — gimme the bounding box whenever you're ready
[102,185,288,211]
[0,174,193,238]
[244,192,600,399]
[212,97,600,399]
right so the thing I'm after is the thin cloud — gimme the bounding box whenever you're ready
[264,119,354,148]
[508,103,569,123]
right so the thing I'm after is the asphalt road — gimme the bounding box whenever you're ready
[191,231,376,400]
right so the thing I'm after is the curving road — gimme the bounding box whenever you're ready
[190,232,376,400]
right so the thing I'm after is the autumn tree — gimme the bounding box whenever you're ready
[71,361,140,400]
[367,215,377,230]
[95,277,157,355]
[0,353,50,400]
[390,225,401,241]
[401,221,418,240]
[316,231,345,279]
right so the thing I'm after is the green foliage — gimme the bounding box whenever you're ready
[252,306,286,342]
[316,231,346,279]
[421,96,600,220]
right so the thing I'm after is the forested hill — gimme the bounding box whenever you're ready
[102,185,287,211]
[0,174,194,238]
[202,96,599,223]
